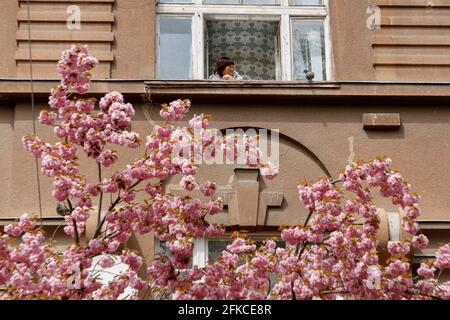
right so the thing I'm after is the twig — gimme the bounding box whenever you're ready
[67,199,79,245]
[93,179,143,239]
[96,162,103,233]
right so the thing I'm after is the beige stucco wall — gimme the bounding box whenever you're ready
[111,0,155,79]
[330,0,376,81]
[0,0,155,79]
[146,101,450,223]
[2,99,448,221]
[0,1,19,77]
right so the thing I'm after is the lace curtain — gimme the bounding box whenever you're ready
[206,20,278,80]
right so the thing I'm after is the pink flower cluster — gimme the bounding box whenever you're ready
[8,46,449,300]
[19,43,269,291]
[146,158,449,300]
[435,244,450,270]
[160,99,191,121]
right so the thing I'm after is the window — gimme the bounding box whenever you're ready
[156,0,331,81]
[156,234,286,268]
[206,19,279,80]
[206,236,286,265]
[157,16,192,79]
[291,19,327,80]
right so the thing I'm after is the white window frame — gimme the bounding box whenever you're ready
[155,233,291,268]
[193,233,289,267]
[154,237,212,268]
[156,0,332,81]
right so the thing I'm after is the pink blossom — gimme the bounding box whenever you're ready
[86,184,100,197]
[435,244,450,270]
[4,224,22,237]
[97,149,118,167]
[120,251,143,272]
[120,191,136,203]
[226,238,256,255]
[189,114,209,130]
[160,99,190,121]
[75,99,95,114]
[98,254,115,268]
[99,91,124,112]
[181,162,197,176]
[144,183,161,197]
[88,239,105,254]
[417,263,435,279]
[22,135,45,158]
[387,241,411,257]
[38,110,57,126]
[179,175,198,192]
[200,181,216,197]
[412,234,429,250]
[260,161,278,180]
[205,198,223,215]
[12,46,450,301]
[385,260,410,277]
[102,178,118,193]
[438,281,450,299]
[70,206,90,223]
[281,227,307,246]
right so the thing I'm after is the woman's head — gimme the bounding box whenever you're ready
[214,57,235,77]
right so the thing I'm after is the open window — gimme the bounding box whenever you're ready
[156,0,330,80]
[157,16,193,79]
[205,234,286,265]
[291,19,327,80]
[205,18,280,80]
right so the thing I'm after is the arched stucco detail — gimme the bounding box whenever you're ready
[219,126,332,179]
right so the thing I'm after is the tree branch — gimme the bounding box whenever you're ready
[92,179,143,239]
[96,162,103,233]
[67,199,79,245]
[296,209,314,260]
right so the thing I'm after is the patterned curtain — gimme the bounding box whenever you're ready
[206,20,278,80]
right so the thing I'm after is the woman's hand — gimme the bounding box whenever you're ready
[222,74,233,80]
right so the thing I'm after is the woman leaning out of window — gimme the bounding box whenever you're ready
[209,57,243,80]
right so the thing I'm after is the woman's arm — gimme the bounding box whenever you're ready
[233,72,243,80]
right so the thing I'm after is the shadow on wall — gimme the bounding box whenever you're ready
[365,125,405,140]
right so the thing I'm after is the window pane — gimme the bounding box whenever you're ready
[207,239,285,264]
[158,0,193,3]
[208,240,230,263]
[204,0,240,4]
[155,240,173,258]
[242,0,279,4]
[156,240,193,268]
[289,0,323,5]
[291,19,326,80]
[206,20,279,80]
[158,16,192,80]
[204,0,279,4]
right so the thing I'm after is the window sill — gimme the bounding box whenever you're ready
[146,80,340,103]
[145,80,450,103]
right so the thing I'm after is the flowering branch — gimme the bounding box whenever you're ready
[1,45,447,300]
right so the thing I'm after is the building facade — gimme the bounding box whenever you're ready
[0,0,449,274]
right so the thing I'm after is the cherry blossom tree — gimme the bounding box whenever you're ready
[0,45,448,300]
[163,159,450,300]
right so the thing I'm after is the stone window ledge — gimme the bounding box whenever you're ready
[1,79,450,104]
[145,80,450,103]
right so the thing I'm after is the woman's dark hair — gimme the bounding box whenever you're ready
[214,56,235,77]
